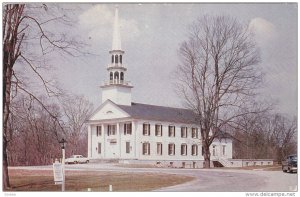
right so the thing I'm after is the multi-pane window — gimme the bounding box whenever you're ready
[192,144,198,156]
[157,143,163,155]
[155,124,162,136]
[168,143,175,155]
[124,123,132,135]
[126,142,130,153]
[98,143,101,154]
[181,144,187,156]
[108,125,116,136]
[143,123,150,136]
[142,142,150,155]
[181,127,187,138]
[96,126,102,136]
[168,126,175,137]
[192,128,198,138]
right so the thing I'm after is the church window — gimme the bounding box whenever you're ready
[192,144,198,156]
[222,145,226,156]
[120,72,124,81]
[124,123,132,135]
[96,126,102,136]
[120,55,122,63]
[181,144,187,156]
[157,143,162,155]
[181,127,187,138]
[107,125,116,136]
[111,55,114,63]
[192,128,198,138]
[143,123,150,136]
[168,125,175,137]
[142,142,150,155]
[155,124,162,136]
[168,143,175,155]
[115,55,118,63]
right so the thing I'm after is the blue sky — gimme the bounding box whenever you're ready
[30,3,297,116]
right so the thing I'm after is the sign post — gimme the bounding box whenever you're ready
[58,138,67,192]
[62,148,65,192]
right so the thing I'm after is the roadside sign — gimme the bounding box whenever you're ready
[53,162,63,184]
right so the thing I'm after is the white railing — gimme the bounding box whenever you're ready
[107,63,126,68]
[103,80,131,86]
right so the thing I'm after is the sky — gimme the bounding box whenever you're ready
[33,3,297,117]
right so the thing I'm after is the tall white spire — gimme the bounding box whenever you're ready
[112,6,122,50]
[101,6,132,106]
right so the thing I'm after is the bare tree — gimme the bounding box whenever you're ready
[3,4,83,189]
[61,94,93,157]
[175,15,263,168]
[232,112,297,162]
[268,114,297,162]
[7,95,63,166]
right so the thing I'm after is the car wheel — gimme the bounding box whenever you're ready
[282,167,287,172]
[74,161,78,164]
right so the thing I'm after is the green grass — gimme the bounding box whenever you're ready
[7,169,194,192]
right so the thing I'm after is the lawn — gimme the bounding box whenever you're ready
[7,169,194,192]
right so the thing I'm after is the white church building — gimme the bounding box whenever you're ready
[86,7,233,168]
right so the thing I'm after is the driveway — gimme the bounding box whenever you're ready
[10,163,298,192]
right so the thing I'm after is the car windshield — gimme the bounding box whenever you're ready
[290,155,297,160]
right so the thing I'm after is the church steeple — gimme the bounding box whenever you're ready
[101,6,133,106]
[112,6,121,51]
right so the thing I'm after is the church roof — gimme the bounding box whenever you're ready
[117,102,199,125]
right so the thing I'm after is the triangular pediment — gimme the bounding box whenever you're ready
[88,100,131,121]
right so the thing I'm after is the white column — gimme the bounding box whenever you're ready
[87,125,92,158]
[102,124,106,158]
[132,121,136,158]
[117,123,121,158]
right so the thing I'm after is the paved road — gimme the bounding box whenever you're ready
[11,163,298,192]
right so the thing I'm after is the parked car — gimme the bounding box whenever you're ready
[282,154,297,173]
[65,155,89,164]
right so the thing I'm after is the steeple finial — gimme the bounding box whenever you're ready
[112,5,121,50]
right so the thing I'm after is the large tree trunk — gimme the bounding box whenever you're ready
[202,142,211,168]
[3,64,13,190]
[3,137,10,190]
